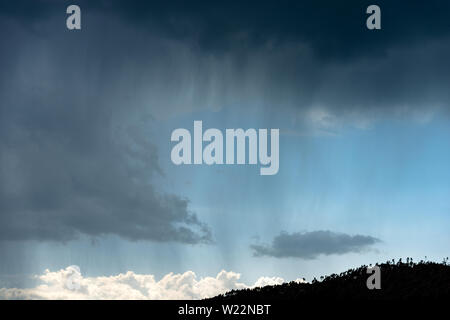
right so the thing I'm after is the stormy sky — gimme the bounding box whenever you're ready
[1,0,450,298]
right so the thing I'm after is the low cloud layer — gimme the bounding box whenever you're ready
[251,231,380,259]
[0,266,303,300]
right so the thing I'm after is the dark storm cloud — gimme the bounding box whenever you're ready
[1,1,450,242]
[108,0,450,122]
[251,231,380,259]
[3,1,450,58]
[0,98,212,243]
[75,0,449,58]
[64,0,450,124]
[0,6,212,243]
[104,0,450,61]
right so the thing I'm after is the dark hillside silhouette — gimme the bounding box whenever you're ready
[209,258,450,300]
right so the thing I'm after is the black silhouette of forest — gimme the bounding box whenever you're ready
[210,258,450,300]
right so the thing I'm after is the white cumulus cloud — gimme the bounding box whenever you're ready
[0,266,305,300]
